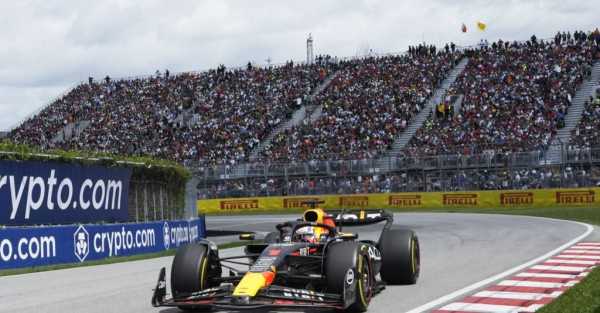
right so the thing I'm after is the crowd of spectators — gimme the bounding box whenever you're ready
[10,60,335,164]
[262,47,460,161]
[9,31,600,168]
[570,86,600,147]
[198,164,600,199]
[406,32,599,156]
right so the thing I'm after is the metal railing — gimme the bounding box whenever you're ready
[192,143,600,199]
[198,161,600,199]
[190,144,600,181]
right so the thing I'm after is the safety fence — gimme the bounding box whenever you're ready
[0,218,205,270]
[197,188,600,214]
[192,146,600,181]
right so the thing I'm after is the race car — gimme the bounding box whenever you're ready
[152,204,420,312]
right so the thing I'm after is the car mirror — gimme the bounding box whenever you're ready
[239,233,256,240]
[339,233,358,240]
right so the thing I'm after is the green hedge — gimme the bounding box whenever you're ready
[0,140,190,208]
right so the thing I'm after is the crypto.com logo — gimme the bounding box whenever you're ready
[163,222,170,250]
[73,225,90,262]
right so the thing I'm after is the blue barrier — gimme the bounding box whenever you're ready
[0,160,132,226]
[0,217,205,270]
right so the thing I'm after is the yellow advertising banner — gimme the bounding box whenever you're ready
[197,188,600,215]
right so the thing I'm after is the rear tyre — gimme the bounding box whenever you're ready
[171,243,220,311]
[379,228,420,285]
[326,241,372,313]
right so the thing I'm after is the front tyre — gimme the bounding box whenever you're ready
[379,228,420,285]
[325,242,373,312]
[171,242,220,311]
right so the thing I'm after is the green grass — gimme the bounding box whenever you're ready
[443,206,600,226]
[0,240,255,277]
[537,266,600,313]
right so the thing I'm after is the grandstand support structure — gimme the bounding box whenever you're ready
[378,57,470,171]
[544,60,600,164]
[246,70,341,160]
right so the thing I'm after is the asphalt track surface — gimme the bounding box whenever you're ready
[0,213,596,313]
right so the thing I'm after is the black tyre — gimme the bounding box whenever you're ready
[171,243,220,311]
[325,241,372,313]
[264,231,280,243]
[378,228,420,285]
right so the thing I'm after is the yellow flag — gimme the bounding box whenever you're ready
[477,21,487,31]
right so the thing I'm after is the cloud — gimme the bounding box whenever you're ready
[0,0,597,130]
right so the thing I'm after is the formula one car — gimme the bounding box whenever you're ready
[152,204,420,312]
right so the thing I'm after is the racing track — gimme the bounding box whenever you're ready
[0,213,596,313]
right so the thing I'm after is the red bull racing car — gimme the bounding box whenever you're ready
[152,205,420,312]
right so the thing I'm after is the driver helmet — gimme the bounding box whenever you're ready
[299,208,335,242]
[295,226,319,243]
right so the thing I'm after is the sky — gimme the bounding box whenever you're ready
[1,0,598,131]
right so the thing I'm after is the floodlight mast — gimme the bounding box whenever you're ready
[307,33,314,65]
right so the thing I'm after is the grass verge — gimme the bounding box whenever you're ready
[0,240,256,277]
[418,207,600,225]
[446,206,600,226]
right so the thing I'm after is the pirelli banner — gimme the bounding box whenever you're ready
[197,188,600,215]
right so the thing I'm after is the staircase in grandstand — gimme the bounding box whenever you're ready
[247,70,341,160]
[544,61,600,164]
[377,57,469,171]
[52,120,91,143]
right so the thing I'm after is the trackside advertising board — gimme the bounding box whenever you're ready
[197,187,600,214]
[0,218,205,270]
[0,160,132,226]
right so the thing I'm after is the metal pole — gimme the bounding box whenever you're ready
[143,182,148,222]
[160,185,164,221]
[134,182,139,222]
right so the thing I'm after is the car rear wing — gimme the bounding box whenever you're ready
[327,209,393,228]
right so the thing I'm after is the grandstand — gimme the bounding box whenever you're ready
[262,49,460,161]
[7,30,600,199]
[407,38,596,156]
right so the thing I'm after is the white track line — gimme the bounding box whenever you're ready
[544,259,597,265]
[404,219,593,313]
[563,249,600,254]
[497,280,565,289]
[555,254,600,260]
[569,245,600,249]
[531,264,589,272]
[438,302,526,312]
[516,272,576,279]
[472,290,554,300]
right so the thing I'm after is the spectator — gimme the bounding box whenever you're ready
[263,49,459,161]
[407,34,595,156]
